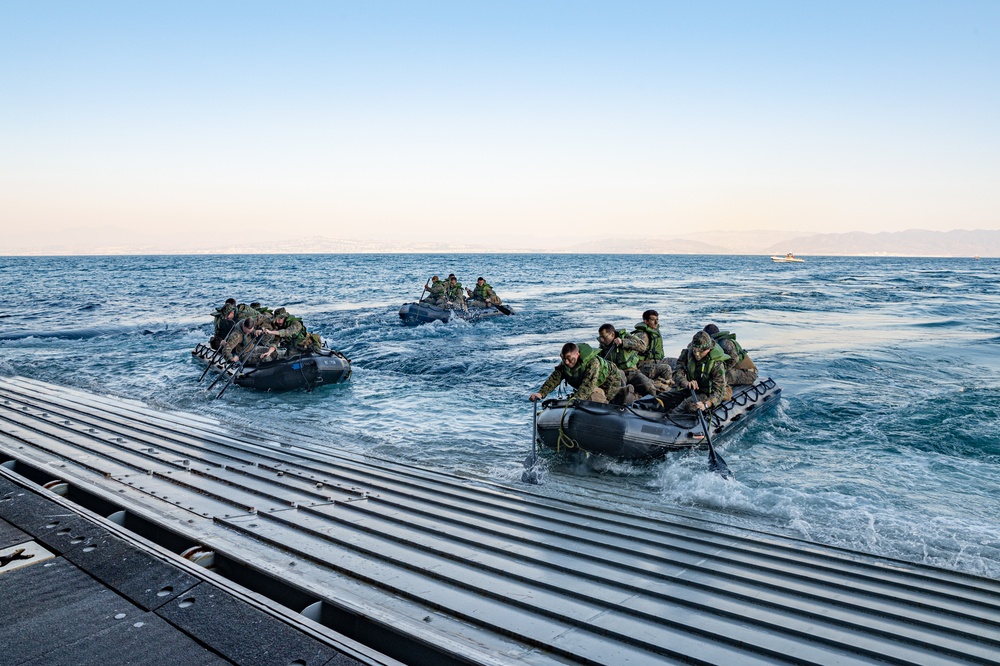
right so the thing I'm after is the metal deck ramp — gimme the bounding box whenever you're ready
[1,375,999,665]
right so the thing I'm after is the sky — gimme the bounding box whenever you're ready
[2,1,999,251]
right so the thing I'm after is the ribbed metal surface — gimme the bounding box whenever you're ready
[1,375,999,665]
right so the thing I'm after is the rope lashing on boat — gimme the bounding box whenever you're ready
[623,405,666,422]
[556,398,581,452]
[296,361,314,393]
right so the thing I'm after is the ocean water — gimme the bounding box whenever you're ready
[1,253,998,580]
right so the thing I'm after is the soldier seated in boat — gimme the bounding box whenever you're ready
[465,277,501,308]
[668,331,731,414]
[220,316,250,362]
[422,276,448,306]
[264,308,307,357]
[250,301,271,315]
[703,323,758,386]
[445,274,468,311]
[597,323,656,398]
[212,297,236,323]
[633,310,674,391]
[529,342,628,405]
[210,302,237,350]
[222,316,274,365]
[234,302,260,324]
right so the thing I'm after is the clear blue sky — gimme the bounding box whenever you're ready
[2,1,998,249]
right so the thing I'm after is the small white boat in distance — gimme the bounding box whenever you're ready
[771,252,805,263]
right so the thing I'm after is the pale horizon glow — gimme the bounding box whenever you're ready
[2,1,999,251]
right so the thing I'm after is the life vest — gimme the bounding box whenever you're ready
[601,330,640,370]
[472,282,492,300]
[684,344,730,385]
[633,323,663,361]
[711,330,747,363]
[428,280,446,297]
[271,315,306,346]
[562,343,611,388]
[447,281,463,299]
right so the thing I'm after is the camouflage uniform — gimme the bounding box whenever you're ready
[713,334,759,386]
[423,279,448,307]
[293,332,323,355]
[235,303,259,321]
[212,303,236,334]
[242,315,280,364]
[446,279,467,311]
[633,323,674,389]
[268,312,321,358]
[468,281,498,308]
[671,333,731,414]
[599,330,656,397]
[535,344,625,404]
[212,320,241,352]
[269,311,306,353]
[211,304,237,350]
[220,314,272,363]
[221,326,251,362]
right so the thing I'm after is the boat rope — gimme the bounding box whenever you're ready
[556,399,581,452]
[296,361,314,393]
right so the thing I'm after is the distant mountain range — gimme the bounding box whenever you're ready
[3,228,998,257]
[762,230,996,257]
[565,229,998,257]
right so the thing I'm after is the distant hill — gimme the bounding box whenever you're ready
[3,227,998,256]
[565,229,1000,257]
[760,229,999,257]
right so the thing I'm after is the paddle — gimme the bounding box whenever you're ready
[521,400,541,484]
[206,318,256,390]
[198,346,222,382]
[199,317,241,382]
[689,388,732,479]
[418,277,432,302]
[489,300,512,316]
[215,332,266,399]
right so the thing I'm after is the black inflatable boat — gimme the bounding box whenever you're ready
[535,378,781,460]
[398,301,514,325]
[192,343,351,392]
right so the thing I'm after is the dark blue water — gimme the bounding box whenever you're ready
[2,254,998,579]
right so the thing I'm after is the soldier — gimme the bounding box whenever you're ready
[235,302,259,321]
[264,308,305,355]
[213,297,236,321]
[703,323,759,386]
[210,303,237,350]
[466,277,500,308]
[250,301,271,315]
[446,274,468,311]
[423,276,447,306]
[221,316,268,364]
[670,331,730,414]
[529,342,626,405]
[597,323,656,397]
[633,310,674,390]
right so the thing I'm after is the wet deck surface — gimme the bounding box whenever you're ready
[0,472,392,666]
[2,375,1000,665]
